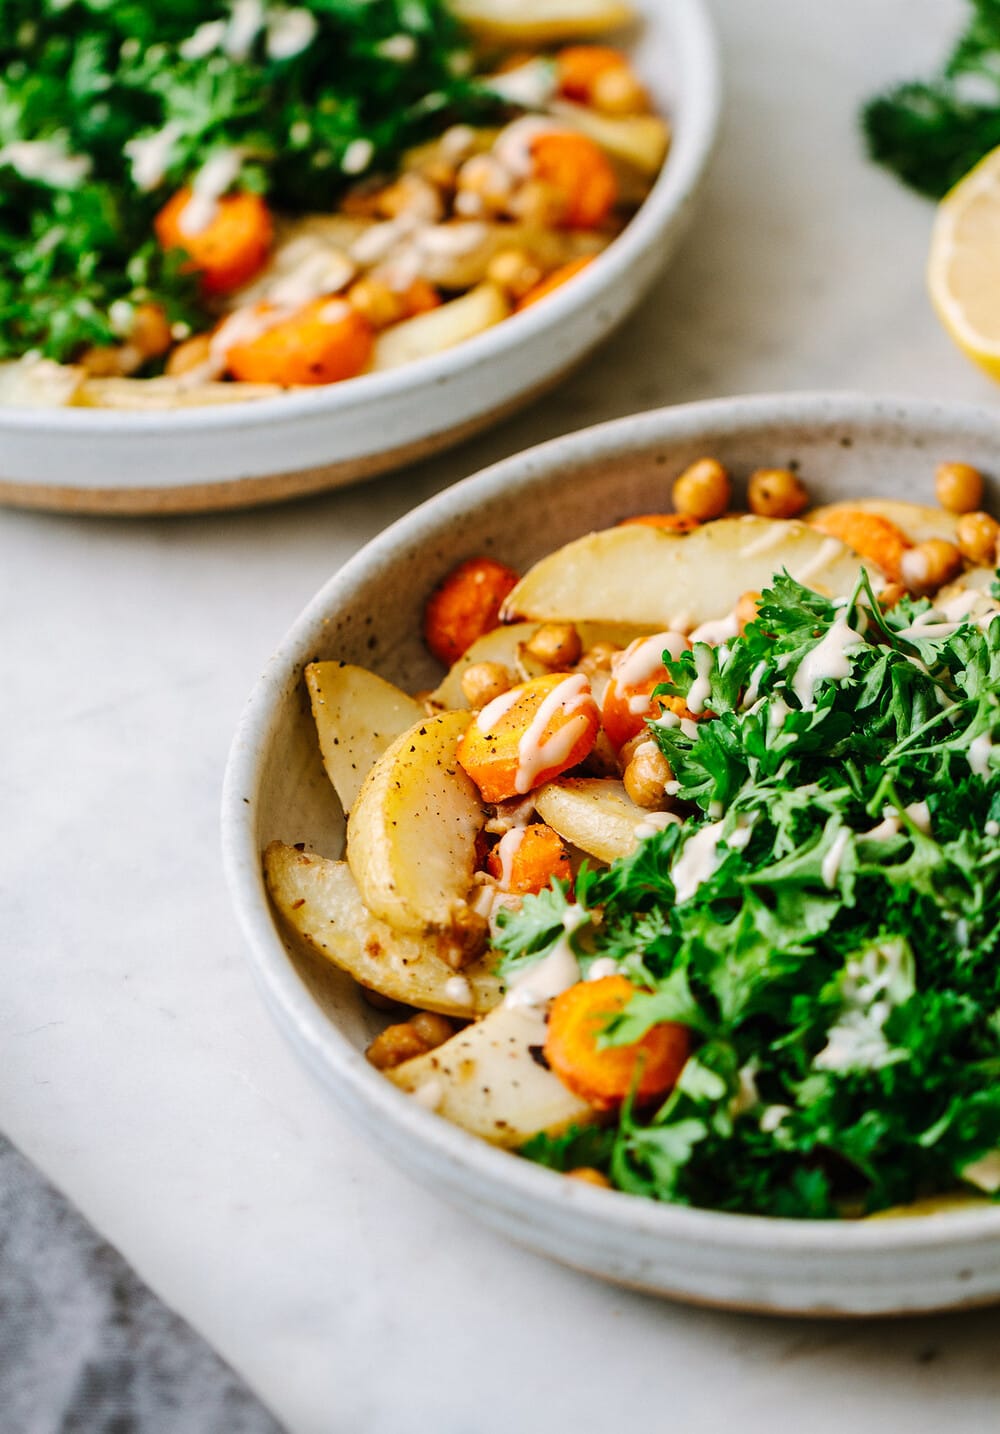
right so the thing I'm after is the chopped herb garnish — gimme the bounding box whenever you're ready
[504,574,1000,1217]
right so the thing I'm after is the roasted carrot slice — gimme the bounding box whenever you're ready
[600,631,689,749]
[556,45,630,101]
[809,508,911,583]
[423,557,521,667]
[545,975,691,1111]
[516,256,595,311]
[486,822,572,895]
[224,299,374,386]
[531,131,617,229]
[155,188,273,296]
[458,671,600,803]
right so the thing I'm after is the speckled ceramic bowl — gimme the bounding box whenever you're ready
[222,393,1000,1315]
[0,0,718,515]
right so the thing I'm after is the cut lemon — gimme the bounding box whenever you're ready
[929,145,1000,380]
[448,0,634,44]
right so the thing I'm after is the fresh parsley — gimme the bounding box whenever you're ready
[505,575,1000,1217]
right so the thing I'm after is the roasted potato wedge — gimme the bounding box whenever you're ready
[501,516,866,630]
[306,662,424,816]
[264,843,501,1016]
[74,377,283,408]
[535,777,655,863]
[386,1000,592,1145]
[808,498,959,545]
[448,0,634,43]
[347,710,487,955]
[371,282,510,371]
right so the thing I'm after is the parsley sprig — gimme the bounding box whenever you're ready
[509,575,1000,1217]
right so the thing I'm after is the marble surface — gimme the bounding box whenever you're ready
[5,2,1000,1430]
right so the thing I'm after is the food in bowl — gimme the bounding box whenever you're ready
[264,456,1000,1220]
[0,0,669,410]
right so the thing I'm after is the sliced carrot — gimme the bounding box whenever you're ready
[224,299,374,386]
[423,556,521,667]
[556,45,630,102]
[531,131,617,229]
[457,671,600,803]
[516,256,595,311]
[155,188,273,296]
[486,823,572,895]
[617,513,701,533]
[600,632,690,750]
[809,508,911,583]
[545,975,691,1111]
[403,278,442,317]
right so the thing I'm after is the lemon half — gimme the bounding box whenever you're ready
[929,145,1000,380]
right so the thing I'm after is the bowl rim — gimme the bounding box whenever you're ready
[221,390,1000,1259]
[0,0,720,438]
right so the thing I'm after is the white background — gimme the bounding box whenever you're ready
[5,2,1000,1430]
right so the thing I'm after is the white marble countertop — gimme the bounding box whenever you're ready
[6,2,1000,1430]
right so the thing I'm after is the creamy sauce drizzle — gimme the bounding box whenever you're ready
[504,905,588,1011]
[514,673,593,795]
[791,536,848,587]
[179,148,244,236]
[792,613,863,710]
[0,138,90,188]
[969,733,994,779]
[689,611,740,646]
[493,828,526,892]
[124,123,183,191]
[443,975,473,1007]
[686,646,715,715]
[821,827,851,888]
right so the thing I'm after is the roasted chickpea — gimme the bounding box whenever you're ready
[130,302,173,360]
[567,1167,612,1188]
[747,467,809,520]
[956,510,1000,566]
[523,622,582,670]
[346,276,405,330]
[507,179,567,229]
[366,1011,454,1069]
[736,590,761,634]
[623,739,672,809]
[578,640,620,675]
[591,65,648,116]
[935,461,984,515]
[672,457,731,521]
[900,538,964,596]
[165,332,212,377]
[460,661,513,709]
[454,154,513,217]
[409,1011,455,1049]
[365,1022,430,1070]
[876,582,907,612]
[376,172,442,223]
[486,247,544,300]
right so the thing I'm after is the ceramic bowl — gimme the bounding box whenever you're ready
[222,393,1000,1315]
[0,0,718,515]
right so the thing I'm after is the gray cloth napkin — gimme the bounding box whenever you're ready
[0,1135,286,1434]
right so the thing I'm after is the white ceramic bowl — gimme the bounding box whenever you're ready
[222,393,1000,1316]
[0,0,718,515]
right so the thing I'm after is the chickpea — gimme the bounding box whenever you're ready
[736,590,761,634]
[409,1011,455,1049]
[130,302,172,360]
[956,510,1000,566]
[508,179,567,228]
[365,1022,429,1070]
[455,154,513,217]
[578,640,620,675]
[486,247,544,301]
[165,333,212,377]
[591,66,649,117]
[567,1167,612,1188]
[672,457,731,521]
[376,171,443,223]
[899,538,963,596]
[935,461,984,515]
[460,661,513,709]
[523,622,582,670]
[876,582,907,612]
[366,1011,454,1069]
[347,276,405,330]
[623,739,672,809]
[747,467,809,520]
